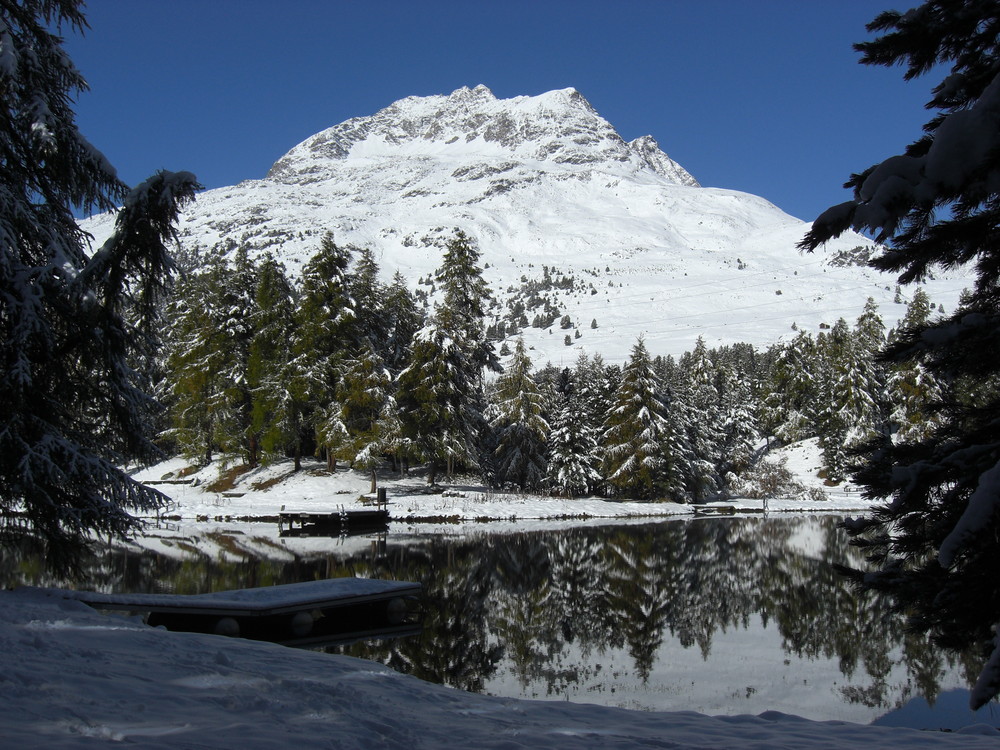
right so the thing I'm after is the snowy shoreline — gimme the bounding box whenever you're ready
[130,438,876,527]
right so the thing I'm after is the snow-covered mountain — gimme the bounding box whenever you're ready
[84,85,969,364]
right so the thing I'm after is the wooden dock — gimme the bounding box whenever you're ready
[34,578,421,647]
[279,507,390,537]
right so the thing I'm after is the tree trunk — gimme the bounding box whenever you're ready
[247,432,259,469]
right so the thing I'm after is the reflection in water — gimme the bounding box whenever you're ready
[1,516,984,723]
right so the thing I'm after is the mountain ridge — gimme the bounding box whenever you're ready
[266,85,698,187]
[82,85,970,363]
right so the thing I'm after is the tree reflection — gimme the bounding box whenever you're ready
[3,516,980,712]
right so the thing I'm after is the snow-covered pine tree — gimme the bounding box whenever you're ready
[218,246,260,466]
[403,229,495,479]
[855,297,887,358]
[815,315,885,481]
[602,337,671,500]
[571,352,613,485]
[814,319,853,481]
[395,319,481,484]
[163,260,232,464]
[0,0,199,566]
[759,330,819,445]
[852,299,889,428]
[546,369,602,497]
[799,0,1000,708]
[348,246,389,358]
[291,233,355,470]
[382,271,424,376]
[247,254,296,464]
[885,289,943,442]
[716,363,760,484]
[164,248,262,467]
[677,337,724,500]
[434,229,499,376]
[487,338,549,491]
[332,345,398,470]
[666,377,718,503]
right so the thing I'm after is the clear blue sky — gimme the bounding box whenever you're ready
[62,0,934,222]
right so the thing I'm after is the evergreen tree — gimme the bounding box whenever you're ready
[217,246,260,466]
[668,377,719,502]
[401,229,495,478]
[395,320,481,484]
[546,369,602,497]
[383,271,424,375]
[291,234,354,469]
[717,364,760,485]
[815,319,853,481]
[164,249,265,468]
[855,297,887,356]
[815,313,885,481]
[799,0,1000,707]
[0,0,199,566]
[349,246,388,357]
[332,345,399,470]
[759,331,819,444]
[434,229,499,376]
[572,353,616,481]
[886,289,942,442]
[163,262,231,464]
[487,338,549,490]
[247,254,296,464]
[602,338,671,500]
[677,337,724,500]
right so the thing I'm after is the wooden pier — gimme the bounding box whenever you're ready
[279,491,391,537]
[35,578,421,647]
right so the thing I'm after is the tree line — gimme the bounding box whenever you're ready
[159,228,951,503]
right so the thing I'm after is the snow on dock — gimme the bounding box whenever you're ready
[29,578,422,646]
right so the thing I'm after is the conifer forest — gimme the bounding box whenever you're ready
[160,227,951,504]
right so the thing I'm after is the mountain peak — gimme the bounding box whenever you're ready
[266,87,696,187]
[629,135,699,187]
[447,84,496,102]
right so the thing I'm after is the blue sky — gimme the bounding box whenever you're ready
[63,0,934,222]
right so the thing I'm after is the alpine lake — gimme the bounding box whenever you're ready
[4,513,996,730]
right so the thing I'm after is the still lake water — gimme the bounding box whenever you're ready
[5,514,991,727]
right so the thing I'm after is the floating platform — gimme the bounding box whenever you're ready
[34,578,421,647]
[278,508,390,537]
[692,505,738,515]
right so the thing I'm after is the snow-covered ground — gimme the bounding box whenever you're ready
[7,439,997,746]
[130,438,874,524]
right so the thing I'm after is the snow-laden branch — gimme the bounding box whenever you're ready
[938,459,1000,569]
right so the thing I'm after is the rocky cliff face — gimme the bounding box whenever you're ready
[266,85,698,188]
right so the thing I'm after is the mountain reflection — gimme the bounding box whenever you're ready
[2,515,981,720]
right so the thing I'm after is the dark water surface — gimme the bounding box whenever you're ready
[4,515,991,727]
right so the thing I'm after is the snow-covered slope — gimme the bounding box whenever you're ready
[84,85,970,363]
